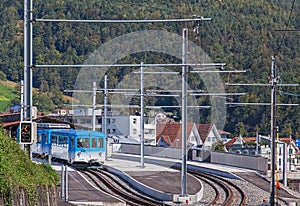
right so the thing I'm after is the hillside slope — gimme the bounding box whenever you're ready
[0,0,299,136]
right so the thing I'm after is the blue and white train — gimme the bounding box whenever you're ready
[20,123,106,166]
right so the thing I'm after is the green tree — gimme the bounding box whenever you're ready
[0,70,6,81]
[212,142,226,152]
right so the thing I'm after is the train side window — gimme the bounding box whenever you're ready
[97,138,103,148]
[42,133,47,144]
[92,138,97,148]
[52,135,58,146]
[59,136,67,147]
[37,133,42,143]
[71,137,75,149]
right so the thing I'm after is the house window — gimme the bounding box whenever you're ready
[111,118,115,123]
[133,118,137,124]
[112,129,116,133]
[133,129,137,135]
[289,149,293,154]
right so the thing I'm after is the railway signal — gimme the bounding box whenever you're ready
[19,121,36,144]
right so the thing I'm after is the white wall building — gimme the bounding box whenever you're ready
[105,114,156,145]
[72,108,102,131]
[247,135,299,172]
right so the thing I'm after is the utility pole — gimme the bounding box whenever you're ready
[104,75,108,159]
[181,28,188,197]
[24,0,32,121]
[140,63,145,168]
[20,80,24,121]
[269,56,277,206]
[226,56,298,205]
[23,0,33,159]
[92,82,96,131]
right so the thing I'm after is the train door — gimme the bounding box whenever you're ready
[41,132,50,155]
[68,136,75,163]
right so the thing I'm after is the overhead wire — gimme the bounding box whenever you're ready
[275,0,298,98]
[273,0,296,57]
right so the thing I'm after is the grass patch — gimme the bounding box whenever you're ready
[0,81,17,112]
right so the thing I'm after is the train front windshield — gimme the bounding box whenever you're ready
[77,137,104,149]
[77,138,90,148]
[92,138,104,148]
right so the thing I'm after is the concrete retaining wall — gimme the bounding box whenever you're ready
[211,151,268,173]
[116,144,268,173]
[119,143,182,159]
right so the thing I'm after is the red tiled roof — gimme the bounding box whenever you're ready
[2,120,20,127]
[196,124,212,142]
[0,112,15,116]
[243,137,256,142]
[156,122,194,147]
[225,136,257,146]
[1,116,74,128]
[218,130,231,135]
[224,137,238,146]
[279,138,295,145]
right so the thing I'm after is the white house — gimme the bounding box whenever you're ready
[156,122,201,148]
[197,124,223,150]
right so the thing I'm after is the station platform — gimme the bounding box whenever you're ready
[104,156,203,203]
[109,153,254,178]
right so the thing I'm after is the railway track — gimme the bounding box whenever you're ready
[190,170,247,206]
[196,173,223,205]
[167,164,247,205]
[235,172,300,205]
[79,169,165,206]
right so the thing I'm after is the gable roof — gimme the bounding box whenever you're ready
[196,124,213,142]
[156,122,194,147]
[243,137,256,142]
[218,130,232,135]
[224,137,238,147]
[279,137,295,145]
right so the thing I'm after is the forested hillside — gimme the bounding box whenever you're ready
[0,0,299,137]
